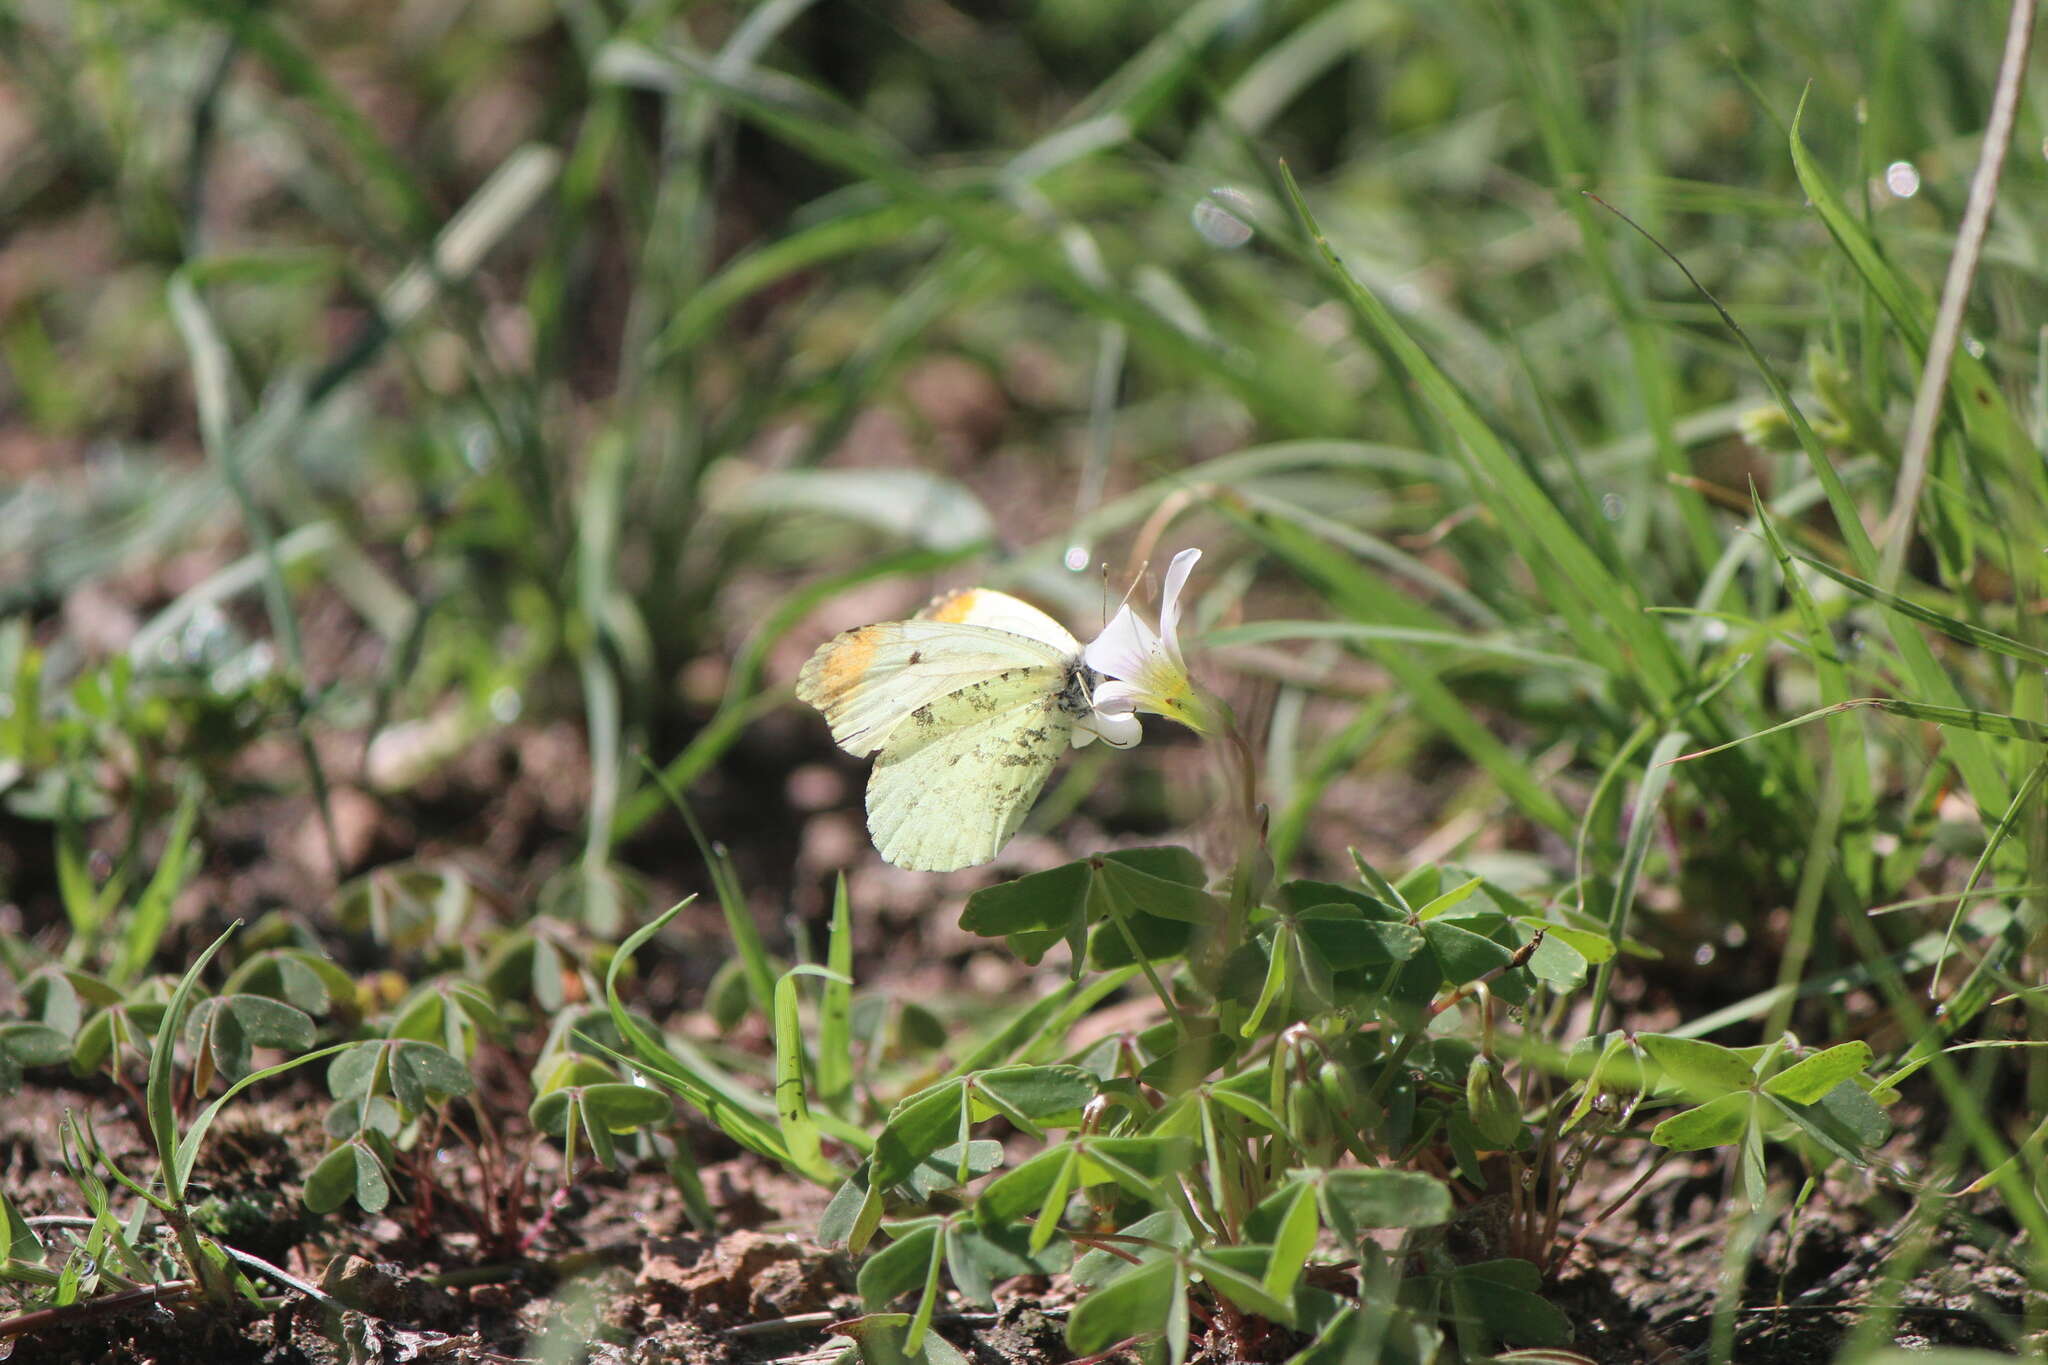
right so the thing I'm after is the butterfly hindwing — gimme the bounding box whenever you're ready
[864,674,1076,871]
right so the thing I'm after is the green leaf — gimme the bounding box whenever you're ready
[305,1137,390,1214]
[1638,1033,1756,1099]
[1282,881,1401,918]
[386,1040,473,1112]
[1074,1136,1197,1194]
[1261,1183,1319,1301]
[1297,906,1424,968]
[1524,932,1589,990]
[1763,1042,1873,1104]
[873,1080,968,1189]
[1095,854,1224,926]
[1316,1168,1453,1234]
[0,1022,71,1069]
[960,861,1091,963]
[185,994,317,1084]
[2,1190,44,1265]
[858,1221,941,1309]
[1066,1255,1179,1356]
[1767,1080,1891,1165]
[970,1065,1098,1128]
[1192,1248,1295,1326]
[906,1141,1003,1201]
[1651,1091,1755,1151]
[1422,920,1514,988]
[1452,1260,1573,1347]
[581,1082,673,1132]
[973,1147,1073,1227]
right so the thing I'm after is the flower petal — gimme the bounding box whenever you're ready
[1090,680,1143,714]
[1073,707,1142,749]
[1159,548,1201,662]
[1082,605,1158,681]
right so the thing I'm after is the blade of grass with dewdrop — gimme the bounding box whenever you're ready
[1278,164,1687,706]
[1790,94,2042,507]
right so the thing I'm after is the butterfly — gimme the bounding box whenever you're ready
[796,586,1136,872]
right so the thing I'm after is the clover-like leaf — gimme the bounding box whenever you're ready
[1638,1033,1758,1100]
[1763,1041,1873,1104]
[184,993,317,1089]
[1651,1090,1756,1151]
[1314,1168,1453,1235]
[305,1135,392,1213]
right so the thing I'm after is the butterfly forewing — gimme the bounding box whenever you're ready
[864,676,1076,871]
[796,619,1070,757]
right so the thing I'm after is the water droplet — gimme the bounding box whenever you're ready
[463,426,494,472]
[1592,1093,1612,1112]
[1192,187,1256,249]
[1693,944,1715,966]
[490,686,523,723]
[1601,492,1624,521]
[1885,161,1921,198]
[1964,335,1986,359]
[1063,544,1092,573]
[1520,1168,1536,1189]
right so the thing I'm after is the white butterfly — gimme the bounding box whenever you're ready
[796,551,1209,872]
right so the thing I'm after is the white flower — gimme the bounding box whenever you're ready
[1079,548,1215,742]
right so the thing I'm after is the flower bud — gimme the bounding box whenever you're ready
[1466,1056,1523,1149]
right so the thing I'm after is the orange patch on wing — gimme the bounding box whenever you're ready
[809,626,882,704]
[922,590,986,624]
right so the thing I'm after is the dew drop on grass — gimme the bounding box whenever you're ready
[1192,187,1256,249]
[1064,543,1091,572]
[1601,492,1624,521]
[1693,944,1715,966]
[1964,335,1986,359]
[490,686,523,723]
[1884,161,1921,198]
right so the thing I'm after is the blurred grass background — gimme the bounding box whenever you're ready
[4,0,2048,1273]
